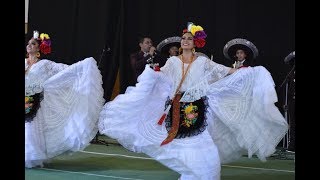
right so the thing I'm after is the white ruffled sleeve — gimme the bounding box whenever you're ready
[125,64,162,95]
[25,60,69,96]
[204,59,231,84]
[42,59,69,77]
[160,57,174,77]
[125,59,174,95]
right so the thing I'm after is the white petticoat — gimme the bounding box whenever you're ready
[98,66,288,180]
[25,58,105,168]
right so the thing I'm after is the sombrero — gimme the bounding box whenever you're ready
[223,38,259,61]
[284,51,295,64]
[156,36,181,54]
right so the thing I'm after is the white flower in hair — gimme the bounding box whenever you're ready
[187,23,193,32]
[33,30,39,39]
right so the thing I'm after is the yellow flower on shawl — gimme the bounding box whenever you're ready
[25,96,33,103]
[185,105,193,114]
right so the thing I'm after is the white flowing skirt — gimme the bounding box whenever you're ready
[98,66,288,180]
[25,57,105,168]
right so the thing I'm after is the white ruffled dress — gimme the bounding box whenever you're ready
[25,57,105,168]
[98,56,288,180]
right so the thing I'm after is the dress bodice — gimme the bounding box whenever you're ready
[25,59,68,96]
[160,56,231,101]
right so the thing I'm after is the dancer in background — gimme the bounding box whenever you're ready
[25,30,105,168]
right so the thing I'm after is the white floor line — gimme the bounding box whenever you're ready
[222,165,295,173]
[80,150,294,173]
[79,150,153,160]
[40,167,144,180]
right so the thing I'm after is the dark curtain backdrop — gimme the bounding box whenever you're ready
[28,0,295,105]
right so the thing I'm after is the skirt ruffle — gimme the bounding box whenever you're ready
[25,57,105,168]
[98,65,288,179]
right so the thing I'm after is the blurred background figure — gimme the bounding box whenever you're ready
[130,36,167,83]
[223,38,259,69]
[282,51,295,152]
[157,36,181,59]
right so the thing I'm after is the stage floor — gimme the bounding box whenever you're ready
[26,136,295,180]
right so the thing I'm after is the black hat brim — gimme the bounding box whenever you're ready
[160,42,180,55]
[223,38,259,61]
[156,36,181,54]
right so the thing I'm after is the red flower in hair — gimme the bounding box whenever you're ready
[194,38,206,48]
[40,43,52,54]
[182,29,188,34]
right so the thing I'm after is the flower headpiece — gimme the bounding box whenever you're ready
[33,30,52,55]
[182,22,207,48]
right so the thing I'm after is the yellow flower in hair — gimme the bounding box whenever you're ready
[190,25,204,36]
[40,33,50,40]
